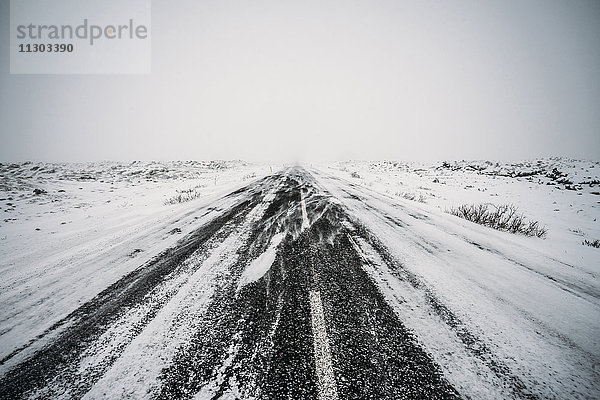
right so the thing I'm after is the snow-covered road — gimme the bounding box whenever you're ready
[1,167,598,399]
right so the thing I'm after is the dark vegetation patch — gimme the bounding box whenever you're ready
[448,203,547,238]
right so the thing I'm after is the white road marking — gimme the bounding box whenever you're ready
[302,179,338,399]
[309,290,339,400]
[301,190,310,231]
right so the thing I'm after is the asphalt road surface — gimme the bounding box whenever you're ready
[0,167,550,399]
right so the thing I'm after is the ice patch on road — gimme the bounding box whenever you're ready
[237,233,285,290]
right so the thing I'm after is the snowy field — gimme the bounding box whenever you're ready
[0,161,270,368]
[321,158,600,265]
[314,158,600,399]
[0,158,599,399]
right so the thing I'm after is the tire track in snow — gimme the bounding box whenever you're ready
[346,232,516,400]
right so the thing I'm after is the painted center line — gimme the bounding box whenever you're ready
[309,290,339,400]
[301,184,338,399]
[300,190,310,231]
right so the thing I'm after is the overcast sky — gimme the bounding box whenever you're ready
[1,0,599,162]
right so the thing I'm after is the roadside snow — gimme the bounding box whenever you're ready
[320,158,599,274]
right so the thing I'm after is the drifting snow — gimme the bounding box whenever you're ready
[237,233,285,291]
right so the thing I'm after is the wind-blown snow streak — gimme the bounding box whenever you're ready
[237,232,285,291]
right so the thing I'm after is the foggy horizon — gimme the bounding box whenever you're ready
[1,0,599,163]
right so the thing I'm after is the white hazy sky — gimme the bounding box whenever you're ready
[1,0,599,162]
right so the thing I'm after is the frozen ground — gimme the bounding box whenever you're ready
[0,159,598,399]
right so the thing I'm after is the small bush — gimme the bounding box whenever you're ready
[405,192,426,203]
[580,180,600,187]
[448,203,547,238]
[164,187,202,205]
[583,239,600,248]
[350,171,361,179]
[395,192,426,203]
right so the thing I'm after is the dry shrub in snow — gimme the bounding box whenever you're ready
[164,187,202,205]
[583,239,600,248]
[398,192,426,203]
[448,203,548,238]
